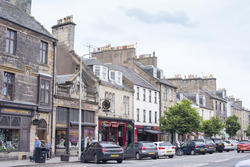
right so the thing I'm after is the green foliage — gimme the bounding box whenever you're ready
[225,115,241,138]
[246,125,250,137]
[160,100,201,135]
[202,116,224,137]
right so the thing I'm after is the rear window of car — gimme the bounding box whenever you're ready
[99,142,120,147]
[142,143,156,147]
[239,141,249,144]
[225,141,231,144]
[194,141,204,146]
[159,142,172,146]
[214,140,223,143]
[205,140,214,144]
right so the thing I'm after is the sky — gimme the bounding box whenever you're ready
[32,0,250,108]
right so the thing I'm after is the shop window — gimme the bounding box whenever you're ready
[5,29,17,55]
[55,130,66,148]
[0,116,10,126]
[0,129,19,152]
[40,41,48,64]
[3,72,15,101]
[11,117,20,127]
[56,107,68,123]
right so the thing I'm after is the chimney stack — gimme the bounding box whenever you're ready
[8,0,32,15]
[52,15,76,51]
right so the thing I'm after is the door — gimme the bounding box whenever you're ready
[124,143,134,158]
[188,142,194,154]
[85,143,95,161]
[181,142,188,154]
[133,143,139,157]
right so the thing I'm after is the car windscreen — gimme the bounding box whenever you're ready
[99,142,120,148]
[239,141,249,144]
[142,143,156,147]
[159,142,172,146]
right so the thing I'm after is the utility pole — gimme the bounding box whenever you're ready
[78,54,82,160]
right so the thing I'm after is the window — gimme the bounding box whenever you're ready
[169,88,172,101]
[70,109,79,122]
[94,66,100,77]
[164,87,167,101]
[154,91,157,103]
[149,90,152,103]
[56,107,68,123]
[149,111,152,123]
[136,87,140,100]
[116,71,122,85]
[123,96,129,115]
[84,110,94,123]
[143,110,146,122]
[143,89,146,101]
[40,41,48,64]
[102,67,107,80]
[110,71,115,80]
[137,109,140,122]
[111,93,115,112]
[3,72,15,100]
[0,129,19,151]
[5,29,16,55]
[40,79,50,105]
[155,111,157,123]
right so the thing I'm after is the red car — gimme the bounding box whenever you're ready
[237,140,250,153]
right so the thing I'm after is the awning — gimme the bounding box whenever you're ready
[145,129,162,134]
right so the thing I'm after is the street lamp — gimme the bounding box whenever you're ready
[78,53,89,160]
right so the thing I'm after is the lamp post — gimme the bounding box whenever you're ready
[78,53,89,160]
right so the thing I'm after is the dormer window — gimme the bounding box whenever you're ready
[116,71,122,85]
[102,67,108,80]
[110,71,115,81]
[94,65,100,77]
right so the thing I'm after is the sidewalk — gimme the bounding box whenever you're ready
[1,156,79,167]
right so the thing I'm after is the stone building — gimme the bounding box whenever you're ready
[51,16,99,156]
[0,0,56,160]
[83,58,134,147]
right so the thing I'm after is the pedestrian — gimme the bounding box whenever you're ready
[86,137,92,148]
[45,138,52,160]
[33,137,41,162]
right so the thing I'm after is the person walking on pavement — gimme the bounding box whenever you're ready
[45,138,52,160]
[33,137,41,162]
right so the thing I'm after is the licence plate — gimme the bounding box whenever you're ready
[209,146,214,148]
[218,144,222,145]
[167,151,172,153]
[227,145,230,147]
[200,149,204,151]
[149,152,155,155]
[111,154,119,157]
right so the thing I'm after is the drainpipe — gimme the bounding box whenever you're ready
[51,41,57,156]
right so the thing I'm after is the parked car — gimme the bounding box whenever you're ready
[212,139,225,152]
[223,141,234,152]
[124,141,158,160]
[229,139,239,150]
[180,140,206,155]
[198,139,216,154]
[237,140,250,153]
[80,142,124,164]
[154,142,175,158]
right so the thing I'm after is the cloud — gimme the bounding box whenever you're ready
[124,8,194,26]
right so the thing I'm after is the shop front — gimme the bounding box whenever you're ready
[0,106,33,159]
[134,125,161,142]
[98,117,133,147]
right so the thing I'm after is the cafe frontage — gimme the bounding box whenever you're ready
[98,117,134,148]
[134,125,161,142]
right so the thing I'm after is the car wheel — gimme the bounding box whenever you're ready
[176,150,183,156]
[151,156,157,160]
[94,154,99,164]
[136,153,141,160]
[168,155,174,158]
[190,150,195,155]
[102,160,107,163]
[80,155,86,163]
[226,150,229,152]
[237,150,240,153]
[242,151,244,153]
[117,160,123,163]
[209,152,213,154]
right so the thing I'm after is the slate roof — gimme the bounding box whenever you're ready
[158,79,177,88]
[100,80,132,92]
[105,64,158,91]
[56,74,73,84]
[83,58,103,66]
[201,89,226,102]
[0,0,54,38]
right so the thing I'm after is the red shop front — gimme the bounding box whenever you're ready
[98,119,133,147]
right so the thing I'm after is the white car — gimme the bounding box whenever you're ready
[224,141,234,152]
[154,142,175,158]
[229,140,238,150]
[234,159,250,167]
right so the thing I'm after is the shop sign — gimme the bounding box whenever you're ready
[32,119,40,125]
[2,108,30,115]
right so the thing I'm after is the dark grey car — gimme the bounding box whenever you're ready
[124,142,158,160]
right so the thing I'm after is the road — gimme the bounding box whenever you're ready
[31,151,250,167]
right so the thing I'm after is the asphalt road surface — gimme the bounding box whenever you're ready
[31,151,250,167]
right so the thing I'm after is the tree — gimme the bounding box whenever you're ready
[160,100,201,140]
[246,125,250,137]
[225,115,241,138]
[202,116,224,137]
